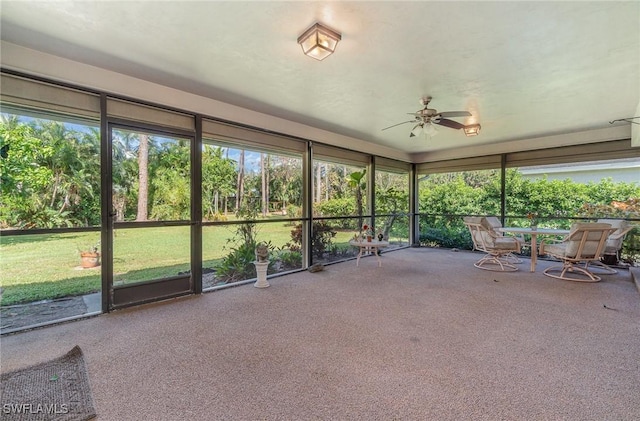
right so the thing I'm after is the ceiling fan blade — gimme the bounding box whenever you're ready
[381,120,416,131]
[435,118,466,130]
[439,111,472,118]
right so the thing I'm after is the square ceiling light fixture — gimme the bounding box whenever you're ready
[297,23,342,61]
[463,124,481,136]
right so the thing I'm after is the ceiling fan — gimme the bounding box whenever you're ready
[382,96,476,137]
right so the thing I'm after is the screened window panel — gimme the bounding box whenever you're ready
[0,73,99,119]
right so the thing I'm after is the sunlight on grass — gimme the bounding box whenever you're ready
[113,226,191,284]
[0,220,368,305]
[1,232,102,305]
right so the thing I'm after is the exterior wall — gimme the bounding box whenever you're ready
[520,159,640,183]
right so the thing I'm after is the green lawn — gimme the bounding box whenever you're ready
[0,221,356,306]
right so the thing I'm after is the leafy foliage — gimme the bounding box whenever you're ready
[215,241,258,283]
[419,170,640,263]
[273,249,302,271]
[2,113,639,264]
[0,116,100,228]
[315,198,356,228]
[420,226,473,249]
[289,221,337,259]
[215,207,274,282]
[202,144,237,220]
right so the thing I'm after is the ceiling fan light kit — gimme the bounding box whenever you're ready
[424,122,438,136]
[297,23,342,61]
[409,122,439,138]
[381,96,476,138]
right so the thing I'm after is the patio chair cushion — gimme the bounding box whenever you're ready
[493,237,520,250]
[563,222,613,257]
[484,215,527,247]
[542,222,613,282]
[464,216,519,251]
[465,217,495,247]
[464,216,521,272]
[485,216,502,231]
[597,219,631,254]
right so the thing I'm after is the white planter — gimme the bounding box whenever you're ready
[253,261,270,288]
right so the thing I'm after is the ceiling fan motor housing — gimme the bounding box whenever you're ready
[416,108,439,121]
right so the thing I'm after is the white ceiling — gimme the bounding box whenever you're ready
[1,1,639,160]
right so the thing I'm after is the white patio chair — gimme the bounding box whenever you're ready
[539,222,613,282]
[586,219,634,274]
[485,216,527,264]
[464,216,521,272]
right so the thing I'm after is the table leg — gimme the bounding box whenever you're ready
[529,233,538,272]
[375,247,382,267]
[356,247,362,266]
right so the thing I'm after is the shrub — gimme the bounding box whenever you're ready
[314,198,355,228]
[286,204,302,218]
[274,249,302,271]
[215,241,257,282]
[420,226,473,250]
[216,207,274,282]
[289,221,337,258]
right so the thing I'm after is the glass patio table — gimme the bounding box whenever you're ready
[498,227,570,272]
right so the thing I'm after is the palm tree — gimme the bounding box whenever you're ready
[111,130,138,221]
[348,169,367,229]
[136,133,149,221]
[37,121,98,224]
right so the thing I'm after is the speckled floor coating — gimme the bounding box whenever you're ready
[1,248,639,420]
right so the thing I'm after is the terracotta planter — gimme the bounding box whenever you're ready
[80,252,100,268]
[366,235,372,242]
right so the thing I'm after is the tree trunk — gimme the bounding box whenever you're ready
[261,153,267,216]
[50,173,61,208]
[136,133,149,221]
[114,194,126,221]
[266,155,270,214]
[315,163,322,203]
[356,189,363,230]
[383,214,396,240]
[325,164,329,201]
[235,150,245,212]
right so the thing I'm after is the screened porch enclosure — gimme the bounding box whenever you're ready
[1,71,639,334]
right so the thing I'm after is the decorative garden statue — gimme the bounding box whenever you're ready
[255,242,269,262]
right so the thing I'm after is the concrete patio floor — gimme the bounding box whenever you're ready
[1,248,639,420]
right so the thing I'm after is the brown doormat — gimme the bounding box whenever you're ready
[1,346,96,421]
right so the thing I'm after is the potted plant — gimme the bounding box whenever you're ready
[79,242,100,268]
